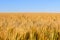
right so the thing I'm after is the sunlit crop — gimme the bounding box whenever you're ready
[0,13,60,40]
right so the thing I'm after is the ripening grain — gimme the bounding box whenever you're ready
[0,13,60,40]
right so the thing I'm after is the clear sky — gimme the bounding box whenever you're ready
[0,0,60,12]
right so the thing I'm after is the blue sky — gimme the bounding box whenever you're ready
[0,0,60,12]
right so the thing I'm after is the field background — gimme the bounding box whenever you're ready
[0,13,60,40]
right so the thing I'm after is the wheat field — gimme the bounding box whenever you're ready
[0,13,60,40]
